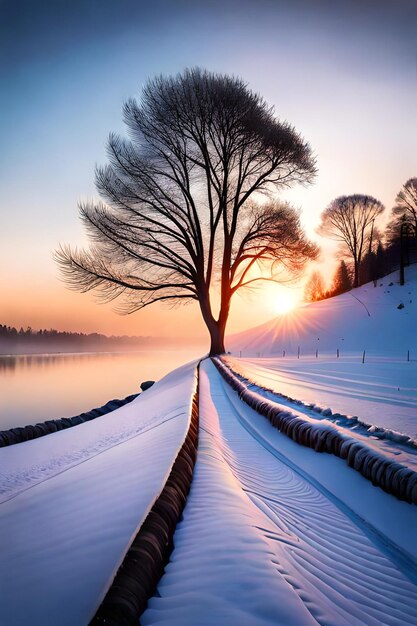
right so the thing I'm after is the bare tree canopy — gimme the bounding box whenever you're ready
[385,213,411,247]
[317,194,384,288]
[56,68,318,354]
[392,178,417,236]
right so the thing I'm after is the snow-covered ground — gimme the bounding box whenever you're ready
[227,267,417,437]
[0,362,197,625]
[143,360,417,625]
[2,270,417,625]
[1,357,416,625]
[225,356,417,439]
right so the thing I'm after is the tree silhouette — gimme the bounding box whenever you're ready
[56,68,317,355]
[317,194,384,288]
[392,178,417,236]
[331,260,352,295]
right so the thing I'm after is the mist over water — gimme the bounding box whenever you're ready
[0,349,203,430]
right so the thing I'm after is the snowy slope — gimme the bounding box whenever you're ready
[228,266,417,357]
[227,267,417,436]
[0,362,197,626]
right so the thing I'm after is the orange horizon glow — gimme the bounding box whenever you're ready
[1,271,310,340]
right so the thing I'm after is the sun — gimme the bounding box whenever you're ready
[274,292,299,315]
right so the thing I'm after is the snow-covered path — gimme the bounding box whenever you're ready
[143,360,417,626]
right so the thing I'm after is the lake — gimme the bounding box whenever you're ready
[0,349,204,431]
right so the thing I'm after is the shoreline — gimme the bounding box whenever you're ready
[0,391,141,447]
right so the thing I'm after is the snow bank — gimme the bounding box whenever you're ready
[0,362,197,626]
[92,382,199,625]
[213,357,417,504]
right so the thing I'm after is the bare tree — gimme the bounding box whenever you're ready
[317,194,384,288]
[304,270,325,302]
[392,178,417,236]
[56,68,317,355]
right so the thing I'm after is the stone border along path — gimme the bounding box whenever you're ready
[90,376,199,626]
[0,393,139,447]
[212,357,417,505]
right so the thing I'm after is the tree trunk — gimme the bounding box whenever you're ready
[210,287,231,356]
[208,320,226,356]
[198,290,227,356]
[353,260,359,288]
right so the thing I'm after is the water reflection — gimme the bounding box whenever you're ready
[0,349,203,430]
[0,352,144,373]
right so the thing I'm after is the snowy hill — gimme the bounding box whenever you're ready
[228,265,417,358]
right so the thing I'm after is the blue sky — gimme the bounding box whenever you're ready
[1,0,416,338]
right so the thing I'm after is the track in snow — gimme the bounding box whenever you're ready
[143,359,417,626]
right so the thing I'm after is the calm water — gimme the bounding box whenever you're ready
[0,349,204,430]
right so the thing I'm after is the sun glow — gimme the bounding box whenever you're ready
[274,292,299,315]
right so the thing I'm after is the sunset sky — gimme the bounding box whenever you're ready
[1,0,416,342]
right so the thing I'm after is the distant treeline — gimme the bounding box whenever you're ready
[0,325,153,355]
[305,217,417,302]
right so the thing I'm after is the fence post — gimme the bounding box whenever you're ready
[297,346,300,359]
[337,348,339,358]
[362,350,366,364]
[315,349,318,358]
[407,350,410,362]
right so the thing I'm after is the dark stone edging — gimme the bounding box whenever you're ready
[212,357,417,505]
[90,372,199,626]
[0,393,139,448]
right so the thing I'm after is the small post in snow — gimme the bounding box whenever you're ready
[407,350,410,362]
[362,350,366,364]
[297,346,300,359]
[283,350,285,357]
[315,349,318,358]
[337,348,339,358]
[239,350,242,358]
